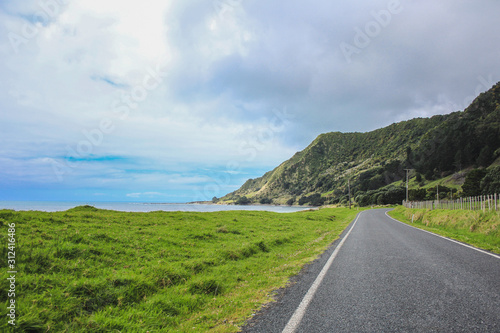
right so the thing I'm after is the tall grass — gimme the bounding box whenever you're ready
[0,206,358,332]
[389,206,500,254]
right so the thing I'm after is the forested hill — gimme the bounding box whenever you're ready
[220,82,500,206]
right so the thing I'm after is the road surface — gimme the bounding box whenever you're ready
[242,209,500,332]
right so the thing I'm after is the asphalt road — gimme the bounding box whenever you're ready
[242,209,500,333]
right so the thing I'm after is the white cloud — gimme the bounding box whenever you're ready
[126,192,164,199]
[1,0,500,201]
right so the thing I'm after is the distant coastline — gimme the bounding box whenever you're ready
[0,201,308,213]
[186,200,304,206]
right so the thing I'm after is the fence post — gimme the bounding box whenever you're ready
[405,195,500,211]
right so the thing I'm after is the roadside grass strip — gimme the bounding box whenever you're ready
[0,206,358,332]
[388,206,500,255]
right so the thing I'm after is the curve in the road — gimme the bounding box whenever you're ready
[242,208,500,333]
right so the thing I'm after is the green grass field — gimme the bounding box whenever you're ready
[389,206,500,254]
[0,206,359,332]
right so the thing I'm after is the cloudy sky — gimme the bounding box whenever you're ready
[1,0,499,203]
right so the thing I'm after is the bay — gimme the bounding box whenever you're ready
[0,201,308,213]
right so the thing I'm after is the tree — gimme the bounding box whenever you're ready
[425,187,437,200]
[384,187,406,204]
[298,196,309,206]
[477,146,494,167]
[415,172,422,183]
[480,166,500,194]
[409,188,426,201]
[405,146,413,167]
[235,196,251,205]
[356,194,370,207]
[376,194,385,205]
[309,194,325,206]
[298,193,325,206]
[424,169,435,181]
[462,169,487,197]
[259,198,272,204]
[454,151,463,171]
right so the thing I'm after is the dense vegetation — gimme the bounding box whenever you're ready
[220,82,500,206]
[412,84,500,177]
[0,206,358,332]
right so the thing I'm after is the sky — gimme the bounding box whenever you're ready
[1,0,499,203]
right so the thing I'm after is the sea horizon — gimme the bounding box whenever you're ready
[0,200,307,213]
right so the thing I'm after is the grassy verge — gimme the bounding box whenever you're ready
[388,206,500,254]
[0,206,359,332]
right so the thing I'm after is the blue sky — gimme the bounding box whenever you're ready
[1,0,500,202]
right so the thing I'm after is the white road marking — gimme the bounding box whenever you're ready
[385,210,500,260]
[282,211,364,333]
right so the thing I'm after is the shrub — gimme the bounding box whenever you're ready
[259,198,272,204]
[462,169,487,197]
[235,196,251,205]
[481,166,500,194]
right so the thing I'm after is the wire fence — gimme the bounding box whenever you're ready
[403,194,499,212]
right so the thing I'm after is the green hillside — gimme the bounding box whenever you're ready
[220,82,500,206]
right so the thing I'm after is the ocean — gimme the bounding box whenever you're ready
[0,201,308,213]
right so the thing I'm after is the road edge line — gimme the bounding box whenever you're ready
[384,210,500,260]
[281,211,364,333]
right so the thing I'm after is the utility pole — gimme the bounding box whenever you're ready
[348,179,351,209]
[404,169,411,203]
